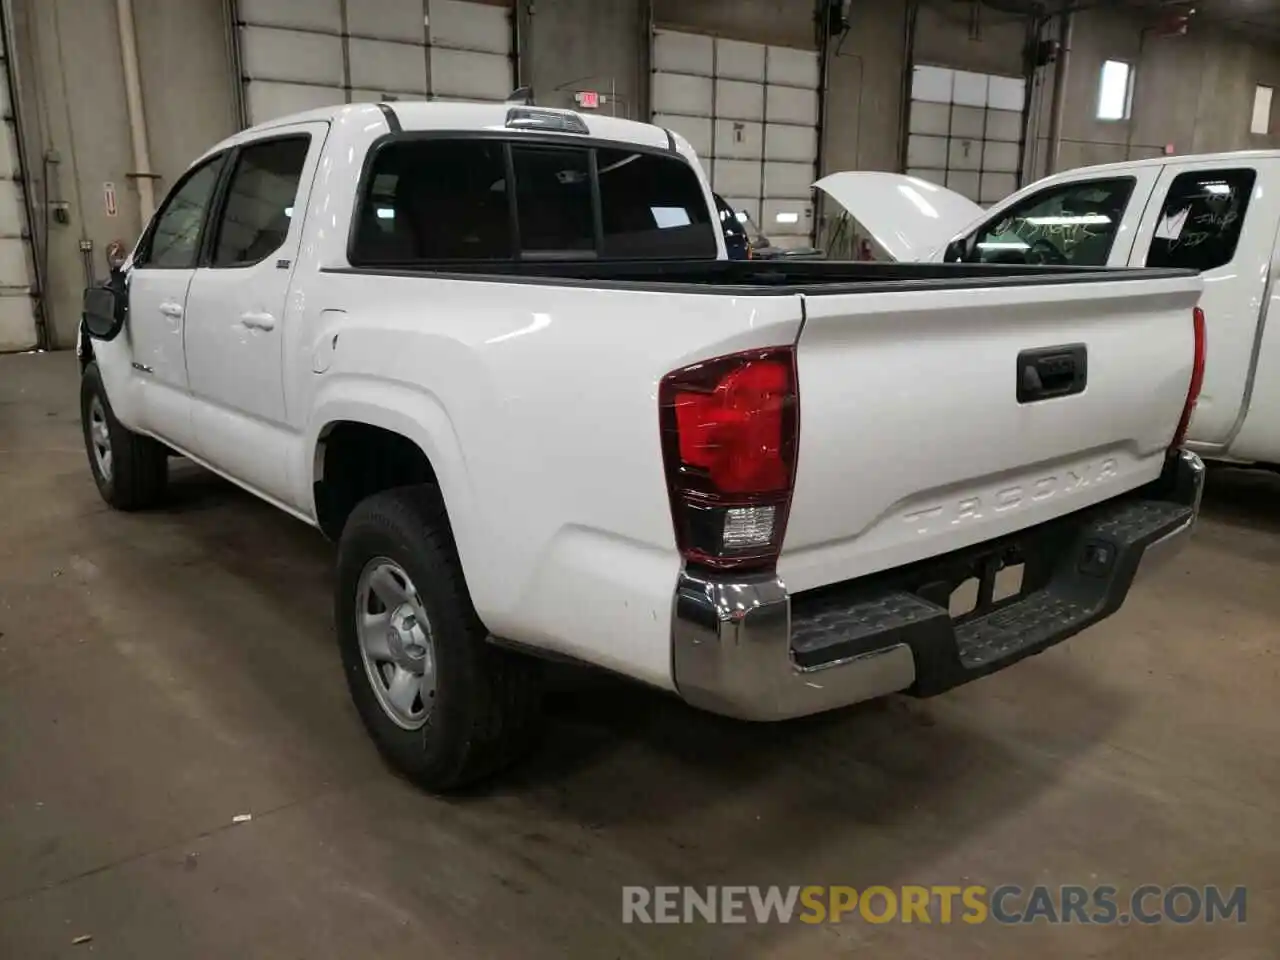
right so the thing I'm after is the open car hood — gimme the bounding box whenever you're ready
[814,172,986,262]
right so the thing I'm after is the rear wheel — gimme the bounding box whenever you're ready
[335,486,543,791]
[80,362,168,510]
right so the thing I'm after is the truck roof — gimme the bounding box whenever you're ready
[1041,149,1280,179]
[206,100,675,157]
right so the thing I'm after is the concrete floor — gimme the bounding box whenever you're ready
[0,351,1276,959]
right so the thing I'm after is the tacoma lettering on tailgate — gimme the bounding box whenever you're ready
[902,459,1119,535]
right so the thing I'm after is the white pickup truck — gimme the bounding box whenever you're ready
[79,102,1205,791]
[821,150,1280,467]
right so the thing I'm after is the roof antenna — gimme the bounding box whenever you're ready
[505,86,534,105]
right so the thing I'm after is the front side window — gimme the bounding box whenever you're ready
[142,156,224,269]
[1146,168,1256,272]
[963,177,1135,266]
[211,136,311,267]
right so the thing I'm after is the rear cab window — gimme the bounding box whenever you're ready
[349,136,717,265]
[960,177,1136,267]
[1145,168,1256,271]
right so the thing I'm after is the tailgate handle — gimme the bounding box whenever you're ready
[1017,344,1087,404]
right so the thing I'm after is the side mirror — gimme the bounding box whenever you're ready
[82,277,127,342]
[943,236,969,262]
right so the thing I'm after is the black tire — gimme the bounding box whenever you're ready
[335,486,543,791]
[80,362,168,510]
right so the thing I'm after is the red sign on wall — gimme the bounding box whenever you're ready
[574,90,600,109]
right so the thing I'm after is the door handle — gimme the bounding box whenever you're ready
[240,311,276,331]
[1017,344,1088,403]
[159,301,184,319]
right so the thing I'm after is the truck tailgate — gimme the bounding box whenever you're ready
[779,273,1203,593]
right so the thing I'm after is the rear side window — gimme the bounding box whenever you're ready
[212,136,310,267]
[352,140,512,263]
[598,149,716,258]
[964,177,1135,266]
[349,136,716,265]
[1146,168,1256,271]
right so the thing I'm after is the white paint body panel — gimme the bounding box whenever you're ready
[94,100,1200,694]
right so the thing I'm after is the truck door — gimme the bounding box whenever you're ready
[1128,159,1280,447]
[125,152,227,451]
[181,121,329,501]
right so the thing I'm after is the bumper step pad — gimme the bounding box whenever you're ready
[788,493,1194,696]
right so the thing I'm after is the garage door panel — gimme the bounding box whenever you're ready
[349,38,428,94]
[761,198,811,237]
[653,29,713,75]
[0,294,35,350]
[946,169,980,200]
[912,65,953,103]
[0,237,27,284]
[763,160,812,198]
[764,123,816,162]
[429,0,509,54]
[985,108,1022,142]
[715,80,763,121]
[345,0,423,42]
[654,113,712,157]
[947,138,982,171]
[949,105,985,139]
[714,119,762,160]
[247,81,345,124]
[982,140,1020,173]
[909,101,949,136]
[240,0,342,31]
[715,38,765,81]
[951,70,989,107]
[652,72,712,116]
[981,173,1017,205]
[241,27,345,85]
[713,159,762,197]
[766,85,817,126]
[907,134,947,168]
[988,75,1025,111]
[0,125,19,181]
[430,48,510,100]
[351,89,425,105]
[765,46,818,88]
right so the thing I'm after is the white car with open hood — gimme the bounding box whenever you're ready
[79,101,1205,791]
[818,152,1280,466]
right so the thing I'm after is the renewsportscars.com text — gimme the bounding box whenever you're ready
[621,884,1247,926]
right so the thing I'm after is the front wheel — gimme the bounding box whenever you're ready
[80,362,168,510]
[335,487,543,791]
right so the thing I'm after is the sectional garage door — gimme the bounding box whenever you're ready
[907,65,1025,206]
[0,34,36,351]
[236,0,513,126]
[651,29,819,245]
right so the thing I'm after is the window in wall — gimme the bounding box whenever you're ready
[1097,60,1133,121]
[143,157,224,269]
[211,137,310,267]
[963,177,1136,266]
[1252,85,1273,135]
[597,149,716,259]
[350,140,512,264]
[1146,168,1256,272]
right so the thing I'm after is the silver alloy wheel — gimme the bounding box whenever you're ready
[88,396,113,483]
[355,558,436,730]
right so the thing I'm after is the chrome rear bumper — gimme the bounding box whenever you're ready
[672,450,1205,722]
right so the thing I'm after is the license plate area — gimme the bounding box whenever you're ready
[916,546,1034,625]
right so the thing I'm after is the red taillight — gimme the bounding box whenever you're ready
[659,347,799,571]
[1171,306,1206,449]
